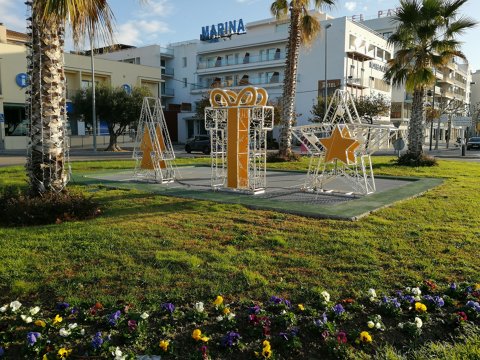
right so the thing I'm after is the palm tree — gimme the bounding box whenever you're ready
[26,0,114,195]
[271,0,335,158]
[384,0,476,162]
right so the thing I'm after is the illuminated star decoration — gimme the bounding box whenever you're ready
[319,125,360,165]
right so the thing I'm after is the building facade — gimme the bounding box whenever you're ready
[0,24,162,150]
[99,12,393,143]
[362,16,473,142]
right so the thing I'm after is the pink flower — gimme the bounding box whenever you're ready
[128,319,137,332]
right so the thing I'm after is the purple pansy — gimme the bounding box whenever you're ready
[108,310,121,326]
[314,312,328,327]
[26,332,41,346]
[333,304,345,316]
[162,303,175,315]
[221,331,241,347]
[91,332,103,349]
[56,302,70,311]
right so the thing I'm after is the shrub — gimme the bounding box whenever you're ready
[396,153,438,167]
[267,151,301,163]
[0,187,101,227]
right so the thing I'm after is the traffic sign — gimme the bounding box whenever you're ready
[452,116,472,127]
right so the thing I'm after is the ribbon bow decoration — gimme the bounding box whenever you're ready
[209,86,268,108]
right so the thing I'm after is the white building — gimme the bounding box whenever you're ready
[100,12,393,143]
[363,15,473,142]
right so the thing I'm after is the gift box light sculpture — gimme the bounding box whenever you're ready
[205,87,274,194]
[133,97,176,183]
[292,90,399,195]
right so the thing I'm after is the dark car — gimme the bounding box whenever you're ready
[185,135,211,154]
[467,137,480,150]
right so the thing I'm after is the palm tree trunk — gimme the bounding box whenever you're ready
[407,87,425,159]
[279,6,301,158]
[27,2,69,195]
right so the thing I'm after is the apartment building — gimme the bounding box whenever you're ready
[0,23,162,150]
[100,12,393,143]
[362,16,473,141]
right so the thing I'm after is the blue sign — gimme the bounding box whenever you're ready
[66,102,74,114]
[122,84,132,94]
[15,73,29,88]
[0,114,4,123]
[99,120,109,135]
[200,19,246,41]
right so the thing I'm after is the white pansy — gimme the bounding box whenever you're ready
[412,287,421,296]
[21,315,33,323]
[415,317,423,328]
[140,312,149,320]
[368,289,377,298]
[280,310,286,315]
[80,328,85,336]
[227,313,235,321]
[59,328,71,337]
[375,322,382,329]
[113,347,127,360]
[195,302,204,313]
[216,315,224,322]
[68,323,78,330]
[367,321,375,329]
[0,305,7,313]
[10,301,22,312]
[405,287,411,292]
[29,306,40,315]
[398,322,404,329]
[321,291,330,303]
[414,296,421,302]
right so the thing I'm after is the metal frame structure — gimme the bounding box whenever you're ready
[292,90,398,195]
[133,97,175,183]
[205,87,274,194]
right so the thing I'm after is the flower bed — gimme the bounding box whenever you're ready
[0,282,479,359]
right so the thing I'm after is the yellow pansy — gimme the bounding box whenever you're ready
[42,354,48,360]
[200,336,210,342]
[35,320,46,327]
[359,331,372,343]
[474,283,480,291]
[223,307,231,315]
[57,347,72,358]
[192,329,202,341]
[159,340,169,352]
[298,304,305,311]
[415,302,427,313]
[213,295,224,306]
[52,314,63,325]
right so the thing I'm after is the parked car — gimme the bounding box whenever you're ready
[466,137,480,150]
[185,135,211,154]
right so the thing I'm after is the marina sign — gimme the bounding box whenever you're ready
[200,19,246,41]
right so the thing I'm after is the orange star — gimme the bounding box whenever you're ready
[319,125,359,164]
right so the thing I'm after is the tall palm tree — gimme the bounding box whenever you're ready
[26,0,114,195]
[271,0,335,158]
[384,0,476,162]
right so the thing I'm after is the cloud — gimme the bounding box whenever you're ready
[0,0,26,31]
[138,0,173,18]
[115,20,172,46]
[345,1,357,12]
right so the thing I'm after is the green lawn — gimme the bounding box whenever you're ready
[0,157,478,306]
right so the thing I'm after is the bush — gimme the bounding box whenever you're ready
[396,153,438,167]
[267,151,301,163]
[0,187,101,227]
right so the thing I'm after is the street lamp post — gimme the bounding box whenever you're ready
[324,23,332,118]
[90,34,97,152]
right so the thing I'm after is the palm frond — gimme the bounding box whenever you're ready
[299,13,320,44]
[271,0,288,18]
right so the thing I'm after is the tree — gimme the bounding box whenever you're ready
[271,0,335,158]
[310,94,390,122]
[74,85,151,151]
[26,0,114,195]
[384,0,476,163]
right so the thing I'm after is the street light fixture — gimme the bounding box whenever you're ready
[324,23,332,118]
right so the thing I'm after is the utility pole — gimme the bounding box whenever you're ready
[90,33,97,152]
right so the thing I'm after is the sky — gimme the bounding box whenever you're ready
[1,0,479,70]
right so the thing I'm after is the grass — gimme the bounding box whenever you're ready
[0,156,479,308]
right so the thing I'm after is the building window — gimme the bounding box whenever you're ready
[182,57,187,67]
[183,78,187,88]
[215,56,222,67]
[239,74,249,85]
[122,57,140,64]
[243,52,250,64]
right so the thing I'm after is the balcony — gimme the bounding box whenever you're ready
[191,74,284,92]
[161,67,174,77]
[161,87,175,97]
[197,52,285,70]
[160,47,174,58]
[346,77,368,89]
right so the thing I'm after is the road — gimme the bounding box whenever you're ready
[1,145,479,168]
